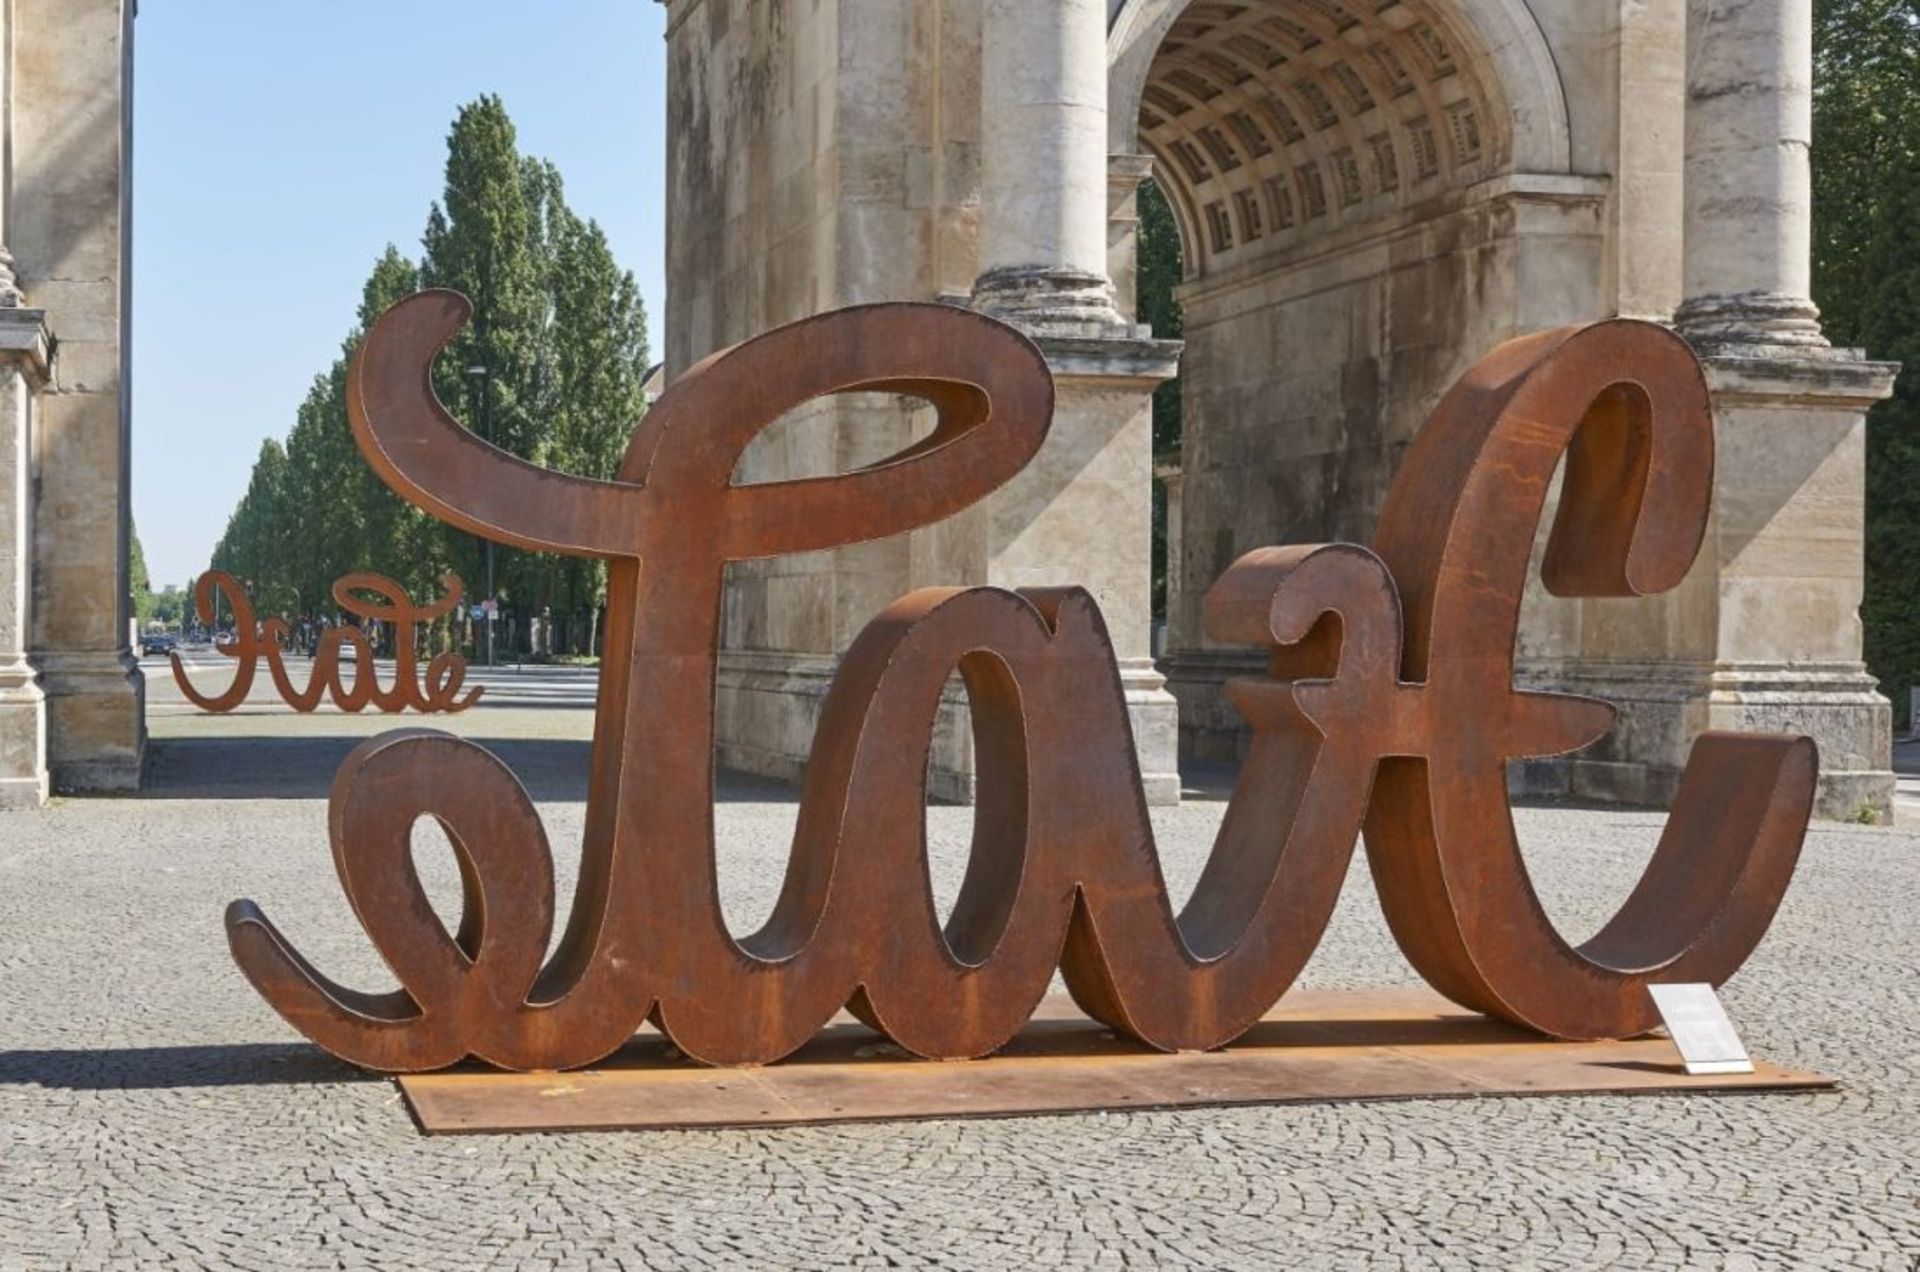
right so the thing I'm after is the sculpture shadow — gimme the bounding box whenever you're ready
[0,1042,373,1090]
[141,736,799,803]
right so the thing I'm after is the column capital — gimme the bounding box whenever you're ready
[0,307,54,382]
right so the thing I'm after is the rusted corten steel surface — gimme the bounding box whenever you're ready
[227,291,1817,1074]
[399,988,1834,1135]
[173,570,482,714]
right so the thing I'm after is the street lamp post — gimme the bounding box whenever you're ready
[466,362,497,667]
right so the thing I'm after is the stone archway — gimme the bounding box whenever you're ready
[1106,0,1605,763]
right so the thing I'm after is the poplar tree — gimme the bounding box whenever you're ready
[1813,0,1920,723]
[545,193,650,640]
[211,439,292,614]
[128,520,152,625]
[210,95,651,657]
[420,96,548,618]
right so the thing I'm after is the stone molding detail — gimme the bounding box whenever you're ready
[0,307,53,369]
[1676,292,1829,358]
[1034,329,1182,383]
[0,308,51,807]
[0,248,27,310]
[970,265,1131,340]
[1700,347,1899,408]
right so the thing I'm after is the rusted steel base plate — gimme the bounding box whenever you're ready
[397,987,1832,1135]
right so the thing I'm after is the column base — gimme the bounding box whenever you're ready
[1119,658,1182,806]
[1705,664,1893,823]
[713,651,835,792]
[1675,292,1829,358]
[970,266,1138,341]
[715,650,1183,806]
[0,658,47,808]
[1163,649,1265,766]
[35,649,146,793]
[1541,661,1892,823]
[1170,652,1893,821]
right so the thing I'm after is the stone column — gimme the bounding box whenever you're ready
[14,0,145,792]
[967,1,1181,802]
[1674,0,1822,351]
[971,0,1124,334]
[1661,0,1899,820]
[0,308,50,808]
[0,1,48,809]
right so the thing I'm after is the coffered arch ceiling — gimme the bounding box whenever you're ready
[1121,0,1531,281]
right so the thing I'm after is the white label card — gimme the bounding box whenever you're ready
[1648,983,1754,1076]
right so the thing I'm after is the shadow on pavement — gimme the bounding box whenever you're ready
[0,1042,372,1090]
[142,737,801,803]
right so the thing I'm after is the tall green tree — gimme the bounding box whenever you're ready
[1813,0,1920,723]
[544,196,650,632]
[150,584,190,628]
[212,439,293,614]
[420,96,549,616]
[415,96,650,648]
[208,95,650,658]
[128,519,152,625]
[1139,178,1185,620]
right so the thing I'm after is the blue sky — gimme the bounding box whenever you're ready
[132,1,669,584]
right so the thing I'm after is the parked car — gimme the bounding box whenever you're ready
[140,632,178,657]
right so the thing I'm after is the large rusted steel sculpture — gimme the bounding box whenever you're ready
[174,570,482,714]
[227,291,1816,1074]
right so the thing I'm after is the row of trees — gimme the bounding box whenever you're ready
[128,523,191,629]
[203,96,650,655]
[1812,0,1920,725]
[171,10,1916,695]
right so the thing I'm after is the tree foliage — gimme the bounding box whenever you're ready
[209,97,651,655]
[1139,178,1185,619]
[1813,0,1920,723]
[128,519,151,624]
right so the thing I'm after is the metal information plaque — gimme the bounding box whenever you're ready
[1649,983,1755,1075]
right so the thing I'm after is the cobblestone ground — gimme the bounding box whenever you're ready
[0,661,1914,1269]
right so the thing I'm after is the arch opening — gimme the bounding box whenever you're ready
[1133,0,1514,282]
[1116,0,1601,769]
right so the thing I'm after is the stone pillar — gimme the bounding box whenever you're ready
[1674,0,1822,351]
[14,0,145,792]
[968,3,1181,802]
[971,0,1123,333]
[1661,0,1898,819]
[1697,357,1896,819]
[0,309,50,808]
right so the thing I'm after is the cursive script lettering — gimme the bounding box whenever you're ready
[173,571,482,715]
[226,293,1815,1073]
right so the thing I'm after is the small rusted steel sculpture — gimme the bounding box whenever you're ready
[174,570,482,714]
[227,291,1816,1073]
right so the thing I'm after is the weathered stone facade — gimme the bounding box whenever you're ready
[0,0,144,803]
[0,1,1881,816]
[662,0,1181,802]
[663,0,1896,820]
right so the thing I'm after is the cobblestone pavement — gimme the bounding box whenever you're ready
[1,670,1915,1268]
